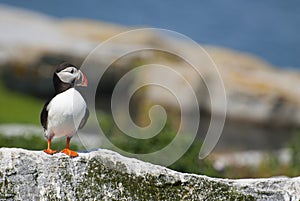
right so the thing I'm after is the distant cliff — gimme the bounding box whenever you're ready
[0,148,300,200]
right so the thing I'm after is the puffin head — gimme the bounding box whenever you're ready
[53,62,88,93]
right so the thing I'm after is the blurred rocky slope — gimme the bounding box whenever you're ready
[1,5,300,150]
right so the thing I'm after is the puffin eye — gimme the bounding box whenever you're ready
[70,69,74,74]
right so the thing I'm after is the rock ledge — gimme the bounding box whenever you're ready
[0,148,300,200]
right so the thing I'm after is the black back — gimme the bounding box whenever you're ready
[40,99,50,130]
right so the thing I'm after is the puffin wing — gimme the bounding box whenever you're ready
[79,108,89,129]
[40,100,50,130]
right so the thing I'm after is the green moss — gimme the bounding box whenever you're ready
[72,157,255,200]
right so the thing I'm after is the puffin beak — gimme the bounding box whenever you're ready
[76,70,88,87]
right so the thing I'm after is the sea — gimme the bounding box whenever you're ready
[0,0,299,68]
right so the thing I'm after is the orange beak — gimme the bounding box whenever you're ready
[76,70,88,87]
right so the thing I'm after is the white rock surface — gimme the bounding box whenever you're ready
[0,148,300,200]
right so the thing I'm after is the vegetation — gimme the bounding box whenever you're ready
[214,131,300,179]
[0,132,83,151]
[98,111,220,176]
[0,79,300,178]
[0,80,43,124]
[98,111,300,178]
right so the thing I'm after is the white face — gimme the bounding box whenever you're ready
[56,67,79,83]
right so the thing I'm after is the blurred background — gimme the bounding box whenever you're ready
[0,0,300,178]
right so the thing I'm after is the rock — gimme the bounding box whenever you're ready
[0,124,42,137]
[209,148,291,171]
[138,42,300,126]
[0,148,299,200]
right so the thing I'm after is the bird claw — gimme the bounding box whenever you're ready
[44,149,58,155]
[61,148,78,157]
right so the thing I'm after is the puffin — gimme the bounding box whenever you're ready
[40,62,89,157]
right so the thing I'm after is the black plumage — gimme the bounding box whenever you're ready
[40,62,89,157]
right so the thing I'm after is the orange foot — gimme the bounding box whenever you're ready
[61,148,78,157]
[44,149,58,155]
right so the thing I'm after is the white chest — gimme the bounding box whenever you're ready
[46,88,86,137]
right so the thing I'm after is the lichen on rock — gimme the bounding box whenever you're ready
[0,148,299,200]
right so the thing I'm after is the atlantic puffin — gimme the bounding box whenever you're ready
[40,62,89,157]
